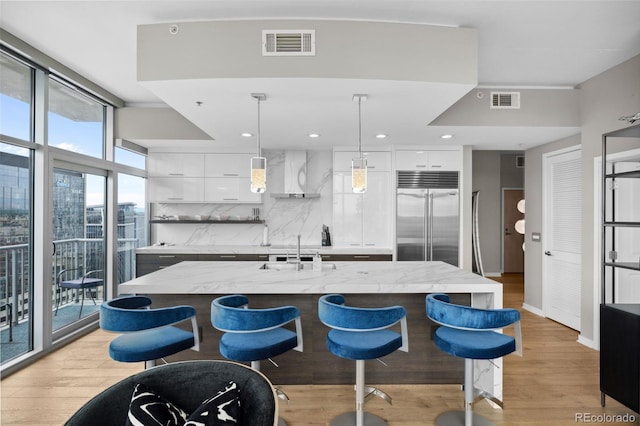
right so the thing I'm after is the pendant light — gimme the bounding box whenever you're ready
[250,93,267,193]
[352,94,368,193]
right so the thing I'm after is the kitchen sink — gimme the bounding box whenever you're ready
[259,262,337,271]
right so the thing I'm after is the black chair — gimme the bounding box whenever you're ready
[65,360,278,426]
[55,267,104,318]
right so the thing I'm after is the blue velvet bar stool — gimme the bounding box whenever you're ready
[211,294,303,426]
[318,294,408,426]
[100,295,200,369]
[426,293,522,426]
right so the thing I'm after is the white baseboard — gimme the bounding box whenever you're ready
[577,334,599,350]
[522,303,544,317]
[484,272,501,277]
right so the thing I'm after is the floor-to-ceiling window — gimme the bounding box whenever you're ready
[0,52,35,365]
[1,39,147,374]
[116,173,147,284]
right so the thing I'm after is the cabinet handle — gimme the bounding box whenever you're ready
[416,164,427,168]
[354,255,371,259]
[168,173,184,176]
[364,243,375,246]
[349,244,360,246]
[369,166,376,169]
[223,198,239,201]
[223,174,238,177]
[431,165,442,168]
[158,255,176,258]
[219,255,237,258]
[167,197,183,200]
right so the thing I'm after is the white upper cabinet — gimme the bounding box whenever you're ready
[148,153,205,177]
[148,152,261,203]
[205,153,252,177]
[395,150,461,171]
[148,177,204,202]
[333,151,392,172]
[204,177,261,203]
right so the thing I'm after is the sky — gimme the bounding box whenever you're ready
[1,93,147,208]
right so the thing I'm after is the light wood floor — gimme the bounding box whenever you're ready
[1,275,638,425]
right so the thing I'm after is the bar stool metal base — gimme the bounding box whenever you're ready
[435,411,495,426]
[330,412,388,426]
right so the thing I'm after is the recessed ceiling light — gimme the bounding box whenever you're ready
[308,133,320,138]
[441,134,454,139]
[241,132,253,137]
[376,134,387,139]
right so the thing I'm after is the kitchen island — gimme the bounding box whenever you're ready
[119,261,505,399]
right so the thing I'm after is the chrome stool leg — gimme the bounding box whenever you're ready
[330,360,389,426]
[435,359,495,426]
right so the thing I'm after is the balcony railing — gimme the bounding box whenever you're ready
[0,237,138,330]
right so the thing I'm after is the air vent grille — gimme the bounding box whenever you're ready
[263,30,315,56]
[397,171,459,189]
[491,91,520,109]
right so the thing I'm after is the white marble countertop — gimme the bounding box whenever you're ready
[119,260,500,300]
[136,245,393,255]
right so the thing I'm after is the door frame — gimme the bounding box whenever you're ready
[51,157,109,341]
[501,187,524,274]
[542,145,582,329]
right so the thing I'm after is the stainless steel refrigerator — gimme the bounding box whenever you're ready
[396,171,459,265]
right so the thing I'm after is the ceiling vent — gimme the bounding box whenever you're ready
[490,91,520,109]
[262,30,315,56]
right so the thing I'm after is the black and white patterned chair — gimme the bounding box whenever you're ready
[65,360,278,426]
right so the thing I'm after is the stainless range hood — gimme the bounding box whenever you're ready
[270,151,320,199]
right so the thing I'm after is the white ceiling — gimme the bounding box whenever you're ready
[1,1,639,150]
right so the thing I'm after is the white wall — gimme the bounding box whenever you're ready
[524,54,640,345]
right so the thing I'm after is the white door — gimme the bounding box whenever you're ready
[543,147,582,330]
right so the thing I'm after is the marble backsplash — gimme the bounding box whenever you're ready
[152,149,333,247]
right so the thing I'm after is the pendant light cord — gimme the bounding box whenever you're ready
[357,95,362,158]
[257,97,261,157]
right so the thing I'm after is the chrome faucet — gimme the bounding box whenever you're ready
[287,234,303,270]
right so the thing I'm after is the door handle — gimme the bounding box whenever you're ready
[544,251,552,256]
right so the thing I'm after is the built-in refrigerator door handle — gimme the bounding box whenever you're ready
[430,193,434,261]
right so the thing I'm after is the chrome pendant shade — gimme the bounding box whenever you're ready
[352,94,368,193]
[250,93,267,194]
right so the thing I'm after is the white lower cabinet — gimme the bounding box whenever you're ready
[148,177,204,202]
[332,171,391,248]
[204,177,261,203]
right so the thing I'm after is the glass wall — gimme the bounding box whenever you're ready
[1,40,147,373]
[0,51,34,366]
[117,174,147,284]
[48,78,105,159]
[0,53,32,141]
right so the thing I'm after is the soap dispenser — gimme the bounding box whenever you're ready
[313,252,322,272]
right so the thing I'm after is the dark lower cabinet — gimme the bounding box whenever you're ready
[600,303,640,414]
